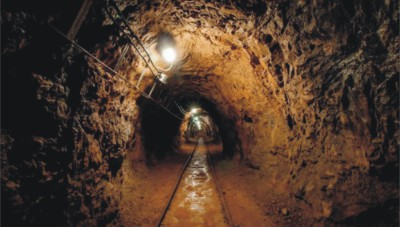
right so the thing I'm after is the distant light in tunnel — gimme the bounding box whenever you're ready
[190,108,198,114]
[196,121,201,130]
[161,47,177,63]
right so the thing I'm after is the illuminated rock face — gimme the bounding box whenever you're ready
[1,0,398,226]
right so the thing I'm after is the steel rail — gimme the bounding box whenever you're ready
[49,25,183,120]
[206,144,234,227]
[157,139,200,227]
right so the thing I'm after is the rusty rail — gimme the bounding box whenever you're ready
[157,139,200,227]
[206,144,234,227]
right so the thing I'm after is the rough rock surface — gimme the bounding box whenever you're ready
[2,7,139,225]
[1,0,399,226]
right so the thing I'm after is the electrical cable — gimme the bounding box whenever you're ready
[50,24,183,120]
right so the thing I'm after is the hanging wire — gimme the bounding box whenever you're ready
[50,24,183,120]
[58,0,185,119]
[104,7,160,78]
[105,0,161,76]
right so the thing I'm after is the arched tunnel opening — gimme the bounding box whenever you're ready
[1,0,399,226]
[138,91,239,163]
[177,95,241,159]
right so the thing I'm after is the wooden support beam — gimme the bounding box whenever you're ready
[67,0,93,40]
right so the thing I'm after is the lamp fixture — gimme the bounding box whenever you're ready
[158,73,168,84]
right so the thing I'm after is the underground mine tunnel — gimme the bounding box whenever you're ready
[1,0,399,226]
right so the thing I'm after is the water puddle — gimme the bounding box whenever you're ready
[161,139,229,226]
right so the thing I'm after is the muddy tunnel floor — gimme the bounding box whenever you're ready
[1,0,399,226]
[121,139,276,226]
[161,138,228,226]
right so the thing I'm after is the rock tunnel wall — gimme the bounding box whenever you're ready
[1,5,142,225]
[1,0,399,226]
[244,1,399,222]
[121,0,399,222]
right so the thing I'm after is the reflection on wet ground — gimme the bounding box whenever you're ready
[161,138,228,226]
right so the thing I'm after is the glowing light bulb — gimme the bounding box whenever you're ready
[162,47,176,63]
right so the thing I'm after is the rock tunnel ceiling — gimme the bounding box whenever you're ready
[1,0,399,226]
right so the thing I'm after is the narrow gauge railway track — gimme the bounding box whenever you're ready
[156,139,199,226]
[157,138,233,227]
[205,144,234,227]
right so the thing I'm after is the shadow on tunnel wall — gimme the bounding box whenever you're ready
[137,96,181,163]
